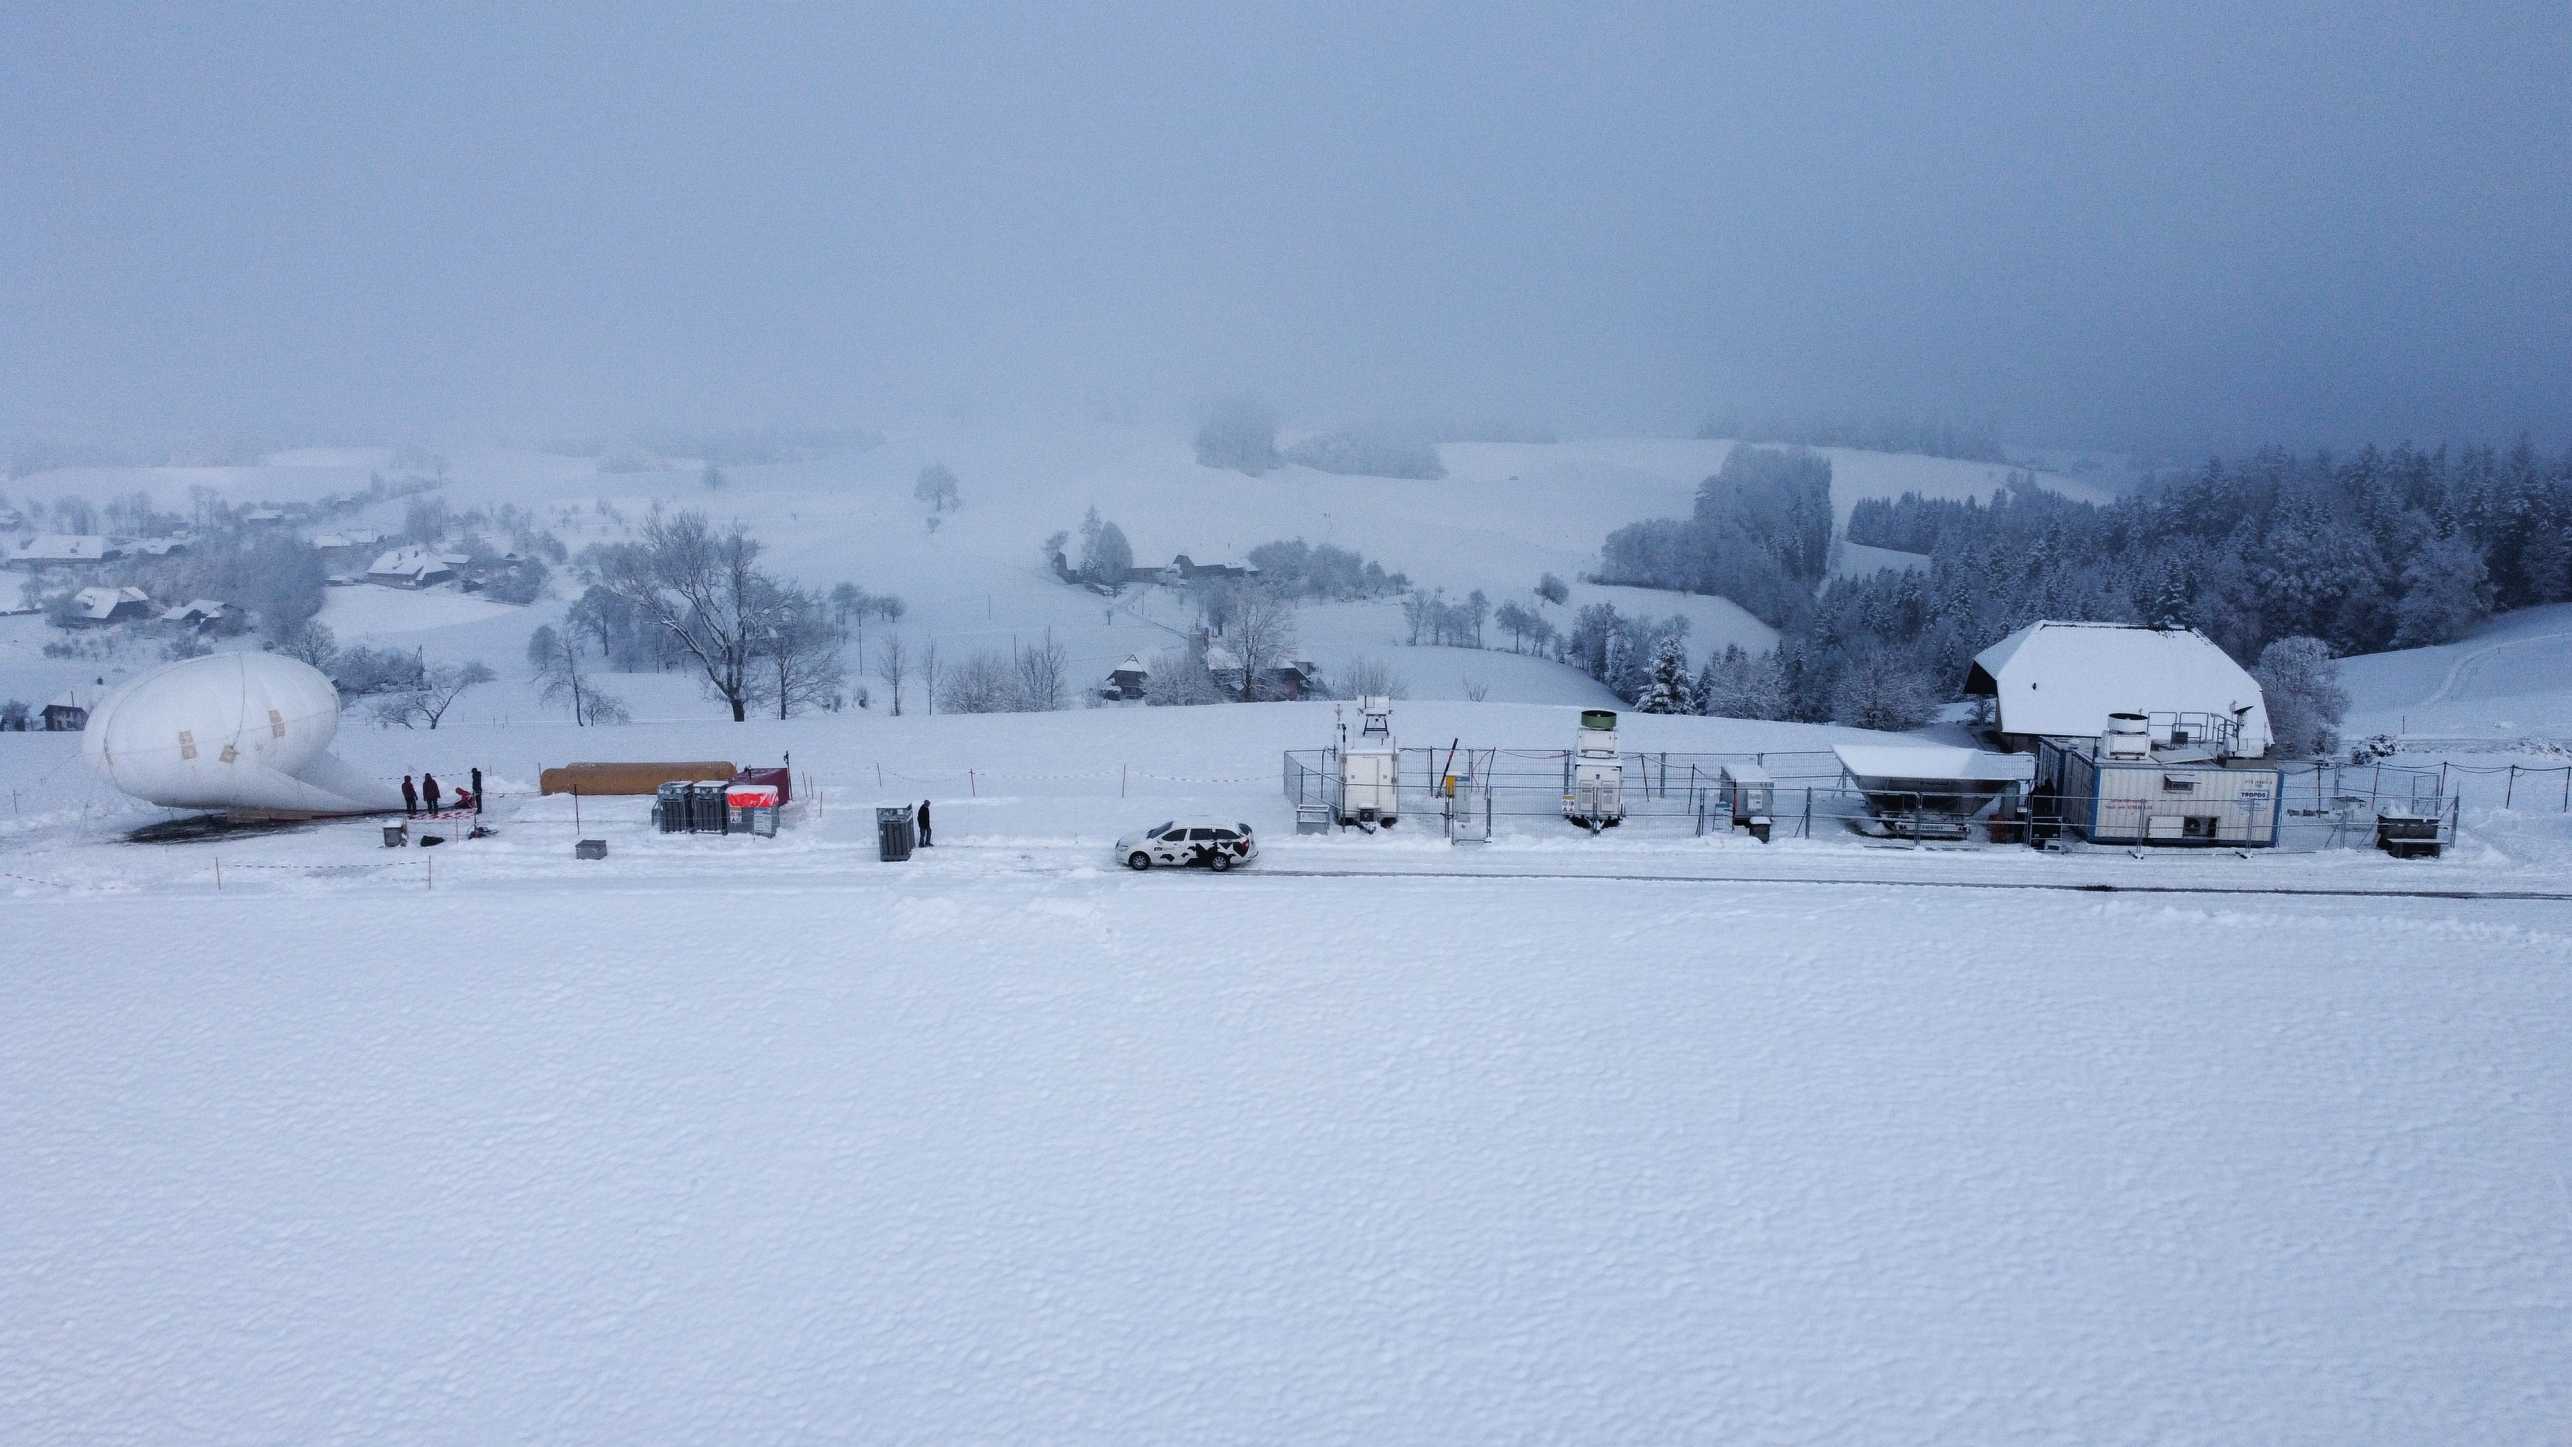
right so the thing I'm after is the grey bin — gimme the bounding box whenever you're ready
[875,803,917,862]
[383,823,407,848]
[575,839,608,860]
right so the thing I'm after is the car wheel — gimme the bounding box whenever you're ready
[1211,851,1233,872]
[1127,851,1151,871]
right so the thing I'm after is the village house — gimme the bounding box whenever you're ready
[43,686,100,731]
[1102,654,1149,701]
[1260,658,1323,701]
[1168,554,1259,582]
[7,534,123,569]
[1203,641,1245,697]
[158,598,232,630]
[66,585,155,626]
[311,528,388,561]
[366,544,459,589]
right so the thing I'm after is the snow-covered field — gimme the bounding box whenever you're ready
[8,846,2569,1443]
[6,436,2570,1442]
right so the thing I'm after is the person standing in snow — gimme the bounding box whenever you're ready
[401,774,419,816]
[470,766,483,815]
[917,798,932,847]
[423,772,442,813]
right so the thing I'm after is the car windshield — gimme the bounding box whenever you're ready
[1151,822,1175,836]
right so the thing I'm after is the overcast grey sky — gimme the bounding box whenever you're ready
[4,2,2567,452]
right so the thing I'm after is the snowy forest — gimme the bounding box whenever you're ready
[1575,438,2572,743]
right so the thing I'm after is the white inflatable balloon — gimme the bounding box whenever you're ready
[82,652,400,816]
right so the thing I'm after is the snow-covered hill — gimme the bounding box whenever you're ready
[0,425,2097,725]
[2337,604,2572,748]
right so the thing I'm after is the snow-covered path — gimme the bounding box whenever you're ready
[7,876,2568,1444]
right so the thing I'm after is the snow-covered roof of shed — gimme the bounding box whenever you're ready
[1967,621,2270,755]
[1832,744,2029,783]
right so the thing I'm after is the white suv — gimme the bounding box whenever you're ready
[1116,819,1258,871]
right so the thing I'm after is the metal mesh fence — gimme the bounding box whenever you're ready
[1278,748,2519,852]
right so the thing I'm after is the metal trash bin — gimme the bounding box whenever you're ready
[383,823,407,848]
[875,803,917,862]
[655,780,691,833]
[575,838,607,860]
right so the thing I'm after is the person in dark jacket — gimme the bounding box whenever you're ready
[401,774,419,816]
[917,798,932,847]
[470,766,483,815]
[423,773,442,812]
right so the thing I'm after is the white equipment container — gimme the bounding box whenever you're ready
[1337,695,1399,826]
[1564,707,1624,828]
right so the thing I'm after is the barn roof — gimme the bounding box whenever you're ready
[1966,621,2270,755]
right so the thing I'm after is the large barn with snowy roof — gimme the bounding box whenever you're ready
[1968,621,2286,848]
[1966,621,2270,759]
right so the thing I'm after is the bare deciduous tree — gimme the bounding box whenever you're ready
[755,582,846,720]
[272,619,339,672]
[595,508,777,721]
[1230,587,1299,701]
[371,659,496,730]
[1012,629,1068,712]
[874,634,909,717]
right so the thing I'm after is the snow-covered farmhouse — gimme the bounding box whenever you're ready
[1203,641,1245,696]
[67,585,155,626]
[311,528,388,560]
[1168,554,1260,582]
[159,598,231,629]
[1103,655,1149,701]
[1971,621,2287,847]
[44,686,101,731]
[7,534,123,569]
[1967,621,2271,757]
[1262,658,1323,701]
[366,544,459,589]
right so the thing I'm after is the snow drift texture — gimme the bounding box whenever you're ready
[80,652,395,816]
